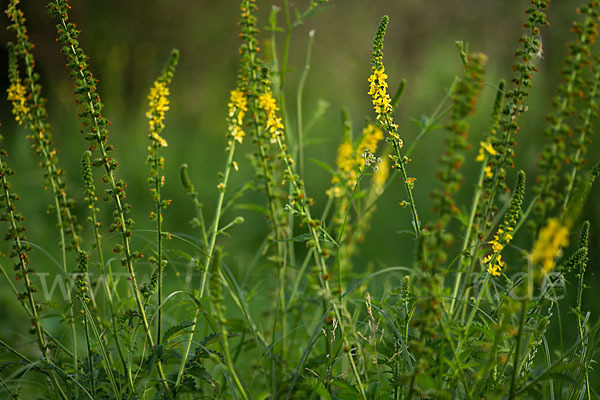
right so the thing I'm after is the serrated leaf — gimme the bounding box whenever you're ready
[164,321,195,343]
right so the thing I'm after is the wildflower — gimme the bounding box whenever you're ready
[336,139,354,174]
[227,89,247,143]
[357,124,383,167]
[483,171,525,277]
[332,123,384,192]
[258,91,284,141]
[368,66,392,118]
[476,141,497,162]
[532,218,570,275]
[146,80,170,146]
[7,80,29,125]
[485,254,505,277]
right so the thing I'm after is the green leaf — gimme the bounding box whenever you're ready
[307,377,331,400]
[163,321,195,343]
[309,158,335,175]
[235,203,269,216]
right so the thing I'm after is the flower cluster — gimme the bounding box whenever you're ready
[227,89,248,143]
[484,170,525,277]
[6,79,29,125]
[368,15,420,237]
[74,251,90,302]
[476,141,498,178]
[532,218,570,275]
[330,123,383,196]
[258,91,284,141]
[358,124,384,166]
[147,49,178,149]
[368,66,392,118]
[146,81,170,146]
[369,15,399,136]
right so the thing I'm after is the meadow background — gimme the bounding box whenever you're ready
[0,0,598,384]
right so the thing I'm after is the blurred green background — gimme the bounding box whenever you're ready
[0,0,598,369]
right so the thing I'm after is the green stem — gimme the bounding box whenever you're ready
[393,141,421,237]
[83,315,96,398]
[508,300,528,399]
[152,142,165,347]
[200,145,236,296]
[176,142,237,391]
[296,30,315,178]
[455,274,489,356]
[274,136,367,399]
[450,156,487,314]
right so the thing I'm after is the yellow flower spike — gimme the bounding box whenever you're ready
[336,139,354,174]
[146,81,171,134]
[258,91,285,141]
[227,89,248,143]
[531,218,570,275]
[7,80,29,125]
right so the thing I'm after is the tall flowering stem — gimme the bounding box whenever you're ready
[480,1,549,219]
[534,1,600,227]
[238,0,292,378]
[246,8,367,395]
[483,170,525,277]
[6,0,97,373]
[431,48,486,240]
[178,0,253,390]
[0,132,68,400]
[145,49,179,346]
[451,1,549,314]
[81,150,132,389]
[369,15,421,238]
[6,0,83,258]
[48,1,173,397]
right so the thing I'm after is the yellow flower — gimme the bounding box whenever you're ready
[476,141,497,162]
[330,124,384,195]
[336,139,354,173]
[357,124,383,164]
[227,89,247,143]
[484,166,493,178]
[258,91,285,140]
[151,132,168,147]
[486,254,504,277]
[7,80,29,125]
[146,81,170,144]
[368,66,392,119]
[532,218,570,275]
